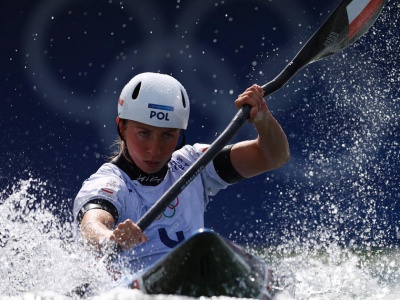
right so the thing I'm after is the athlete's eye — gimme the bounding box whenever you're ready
[163,133,174,139]
[139,131,150,138]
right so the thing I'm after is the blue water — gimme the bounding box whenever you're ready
[1,179,400,300]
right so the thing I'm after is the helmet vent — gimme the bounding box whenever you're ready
[132,82,142,99]
[181,90,187,108]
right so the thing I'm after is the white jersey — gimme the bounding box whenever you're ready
[73,143,230,271]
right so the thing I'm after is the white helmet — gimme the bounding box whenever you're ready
[117,72,190,129]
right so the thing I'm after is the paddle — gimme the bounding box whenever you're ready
[137,0,387,231]
[262,0,387,96]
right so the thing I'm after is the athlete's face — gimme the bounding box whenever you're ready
[121,120,180,174]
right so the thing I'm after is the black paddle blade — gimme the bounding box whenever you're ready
[299,0,387,64]
[263,0,387,96]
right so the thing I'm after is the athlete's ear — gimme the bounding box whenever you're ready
[116,117,125,141]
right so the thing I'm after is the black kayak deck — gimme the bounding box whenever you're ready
[129,229,273,299]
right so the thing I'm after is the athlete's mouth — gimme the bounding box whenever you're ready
[145,160,160,167]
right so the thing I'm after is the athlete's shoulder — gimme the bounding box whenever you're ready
[97,162,121,174]
[80,163,127,190]
[168,143,216,177]
[174,143,210,158]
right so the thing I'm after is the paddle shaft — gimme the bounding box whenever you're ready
[137,0,386,231]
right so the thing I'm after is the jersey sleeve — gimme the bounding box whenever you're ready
[73,163,127,223]
[181,144,232,197]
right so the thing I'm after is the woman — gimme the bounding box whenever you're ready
[73,72,290,272]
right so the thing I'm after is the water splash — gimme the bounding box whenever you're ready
[0,178,112,298]
[1,178,400,300]
[262,229,400,299]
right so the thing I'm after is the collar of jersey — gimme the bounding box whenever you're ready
[111,150,168,186]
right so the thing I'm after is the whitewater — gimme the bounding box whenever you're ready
[0,178,399,300]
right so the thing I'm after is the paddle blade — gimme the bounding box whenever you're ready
[298,0,387,64]
[262,0,387,96]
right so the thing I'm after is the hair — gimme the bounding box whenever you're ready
[109,118,128,161]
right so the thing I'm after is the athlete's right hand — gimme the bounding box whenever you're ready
[109,219,148,250]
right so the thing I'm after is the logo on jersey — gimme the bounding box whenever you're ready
[156,197,179,220]
[101,188,114,195]
[99,188,116,200]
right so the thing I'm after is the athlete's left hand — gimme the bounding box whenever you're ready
[234,85,269,124]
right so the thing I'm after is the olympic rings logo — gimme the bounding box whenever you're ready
[156,197,180,220]
[22,0,303,147]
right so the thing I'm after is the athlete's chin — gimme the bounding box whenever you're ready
[141,161,163,174]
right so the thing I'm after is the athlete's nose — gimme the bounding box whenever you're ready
[147,137,162,157]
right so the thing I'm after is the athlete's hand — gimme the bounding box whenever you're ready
[234,85,269,124]
[109,219,148,250]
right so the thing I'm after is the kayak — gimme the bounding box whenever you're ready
[125,228,274,299]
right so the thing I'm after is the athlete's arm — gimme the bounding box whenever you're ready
[230,85,290,178]
[80,209,115,250]
[80,206,147,252]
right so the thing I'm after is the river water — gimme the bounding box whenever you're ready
[1,179,400,300]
